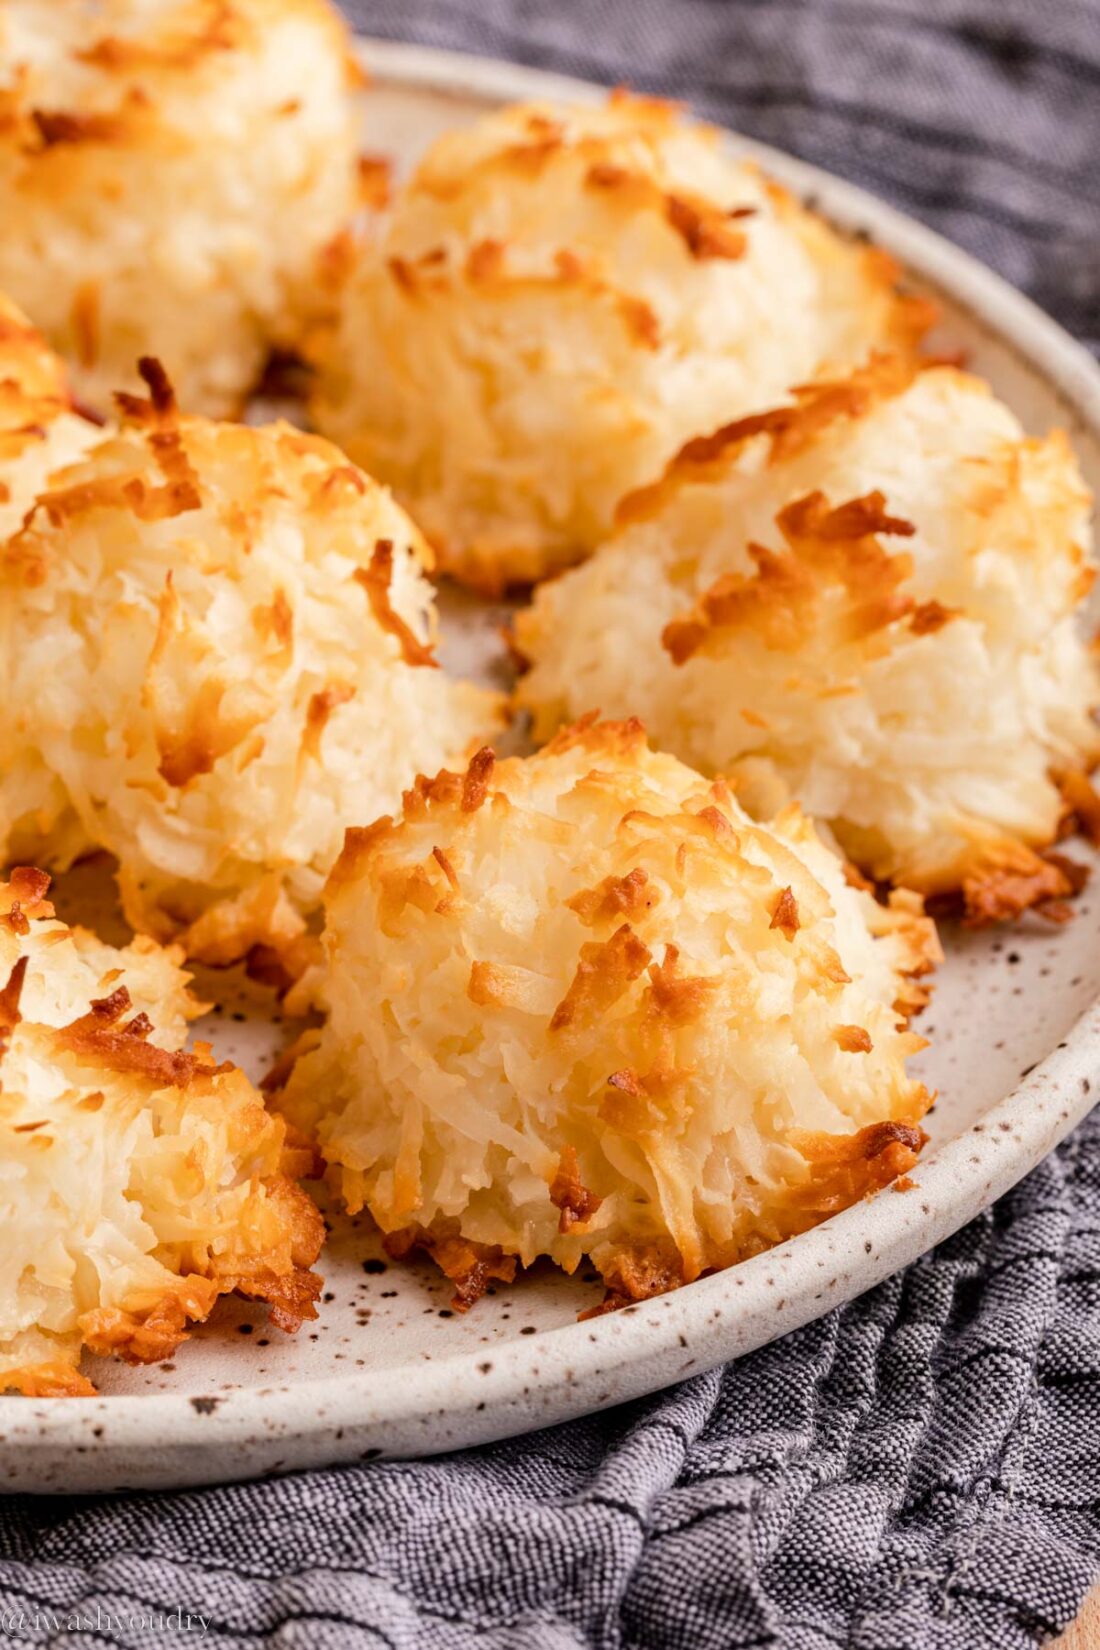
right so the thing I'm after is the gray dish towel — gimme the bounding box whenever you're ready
[2,3,1100,1646]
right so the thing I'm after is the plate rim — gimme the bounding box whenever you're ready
[4,34,1100,1493]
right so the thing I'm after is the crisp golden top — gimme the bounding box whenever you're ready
[283,718,937,1304]
[0,865,325,1395]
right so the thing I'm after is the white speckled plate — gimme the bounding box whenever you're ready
[4,38,1100,1495]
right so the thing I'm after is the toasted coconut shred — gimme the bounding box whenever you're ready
[516,359,1100,915]
[0,364,504,965]
[311,93,934,591]
[0,0,363,416]
[0,870,324,1396]
[0,291,102,538]
[279,720,939,1311]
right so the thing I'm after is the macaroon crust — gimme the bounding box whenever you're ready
[0,0,364,415]
[312,91,934,592]
[0,290,102,538]
[280,718,940,1314]
[515,355,1100,921]
[0,360,505,966]
[0,868,324,1397]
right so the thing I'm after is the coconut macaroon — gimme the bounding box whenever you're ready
[516,359,1100,922]
[312,92,933,592]
[0,868,324,1396]
[0,362,504,966]
[280,719,938,1311]
[0,291,102,538]
[0,0,363,416]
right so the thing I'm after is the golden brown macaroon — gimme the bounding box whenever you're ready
[0,0,363,415]
[516,358,1100,921]
[0,868,324,1396]
[0,362,504,967]
[311,92,933,592]
[280,719,938,1312]
[0,290,102,538]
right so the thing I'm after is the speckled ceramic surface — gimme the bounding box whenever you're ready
[3,39,1100,1495]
